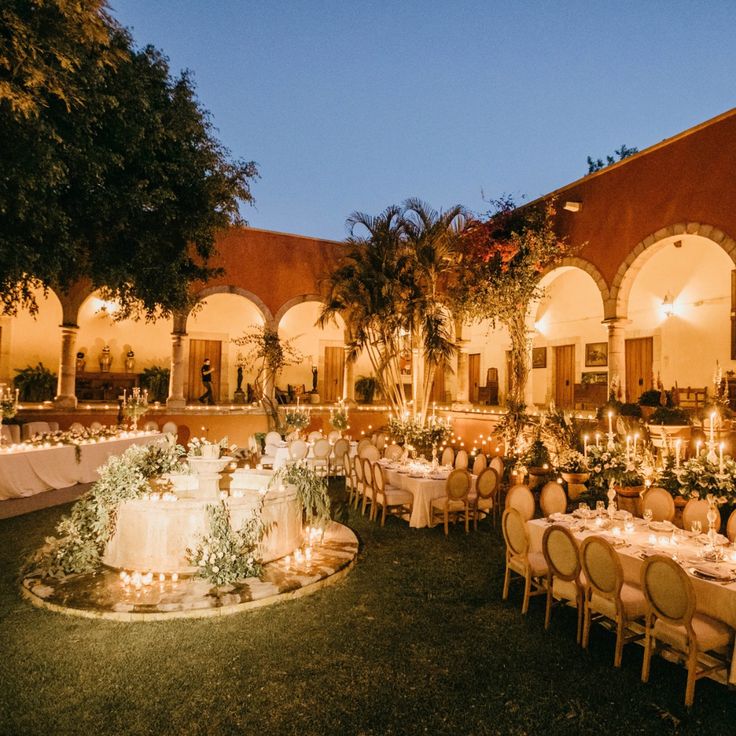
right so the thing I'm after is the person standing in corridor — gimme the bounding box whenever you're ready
[199,357,215,405]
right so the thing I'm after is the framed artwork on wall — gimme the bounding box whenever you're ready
[585,342,608,367]
[532,347,547,369]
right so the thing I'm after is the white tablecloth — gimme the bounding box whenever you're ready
[0,432,164,500]
[528,516,736,683]
[385,469,477,528]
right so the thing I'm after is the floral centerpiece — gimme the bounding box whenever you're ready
[187,435,237,459]
[387,414,452,458]
[329,400,349,432]
[121,387,148,430]
[674,449,736,505]
[0,385,19,444]
[585,443,644,502]
[26,425,121,461]
[557,449,588,474]
[284,404,310,433]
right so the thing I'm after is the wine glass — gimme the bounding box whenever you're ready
[643,508,653,524]
[691,520,702,535]
[578,502,589,516]
[596,500,606,516]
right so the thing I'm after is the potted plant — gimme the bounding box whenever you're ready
[140,366,170,403]
[638,389,665,420]
[648,405,692,449]
[13,363,56,402]
[521,435,552,488]
[558,448,590,501]
[355,375,377,404]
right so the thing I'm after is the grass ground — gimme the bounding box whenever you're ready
[2,482,735,736]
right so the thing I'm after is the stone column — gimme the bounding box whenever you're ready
[54,325,79,409]
[453,344,471,409]
[605,317,628,400]
[167,333,187,409]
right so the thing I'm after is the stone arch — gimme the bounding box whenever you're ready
[609,223,736,319]
[529,258,609,328]
[189,285,273,330]
[273,294,323,328]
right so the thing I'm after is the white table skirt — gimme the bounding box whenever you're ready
[527,517,736,684]
[0,432,163,500]
[385,469,476,528]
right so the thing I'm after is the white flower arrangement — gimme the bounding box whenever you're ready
[284,405,310,430]
[329,400,349,431]
[187,435,238,458]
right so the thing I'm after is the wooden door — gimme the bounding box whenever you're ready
[188,339,221,402]
[323,346,345,402]
[554,344,575,408]
[429,363,446,403]
[468,353,481,404]
[625,337,653,402]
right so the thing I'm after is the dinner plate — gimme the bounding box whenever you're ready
[648,520,673,532]
[689,566,734,582]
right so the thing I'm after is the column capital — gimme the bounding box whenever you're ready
[602,316,631,328]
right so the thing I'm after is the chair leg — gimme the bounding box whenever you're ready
[544,577,553,630]
[575,591,583,645]
[381,503,387,526]
[684,646,698,708]
[641,624,653,683]
[443,508,449,536]
[582,597,591,650]
[521,572,532,614]
[614,617,625,667]
[502,563,511,600]
[464,504,469,534]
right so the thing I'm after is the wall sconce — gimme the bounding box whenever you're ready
[662,292,675,318]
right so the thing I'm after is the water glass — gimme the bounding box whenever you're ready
[596,500,606,515]
[691,520,702,535]
[643,508,653,523]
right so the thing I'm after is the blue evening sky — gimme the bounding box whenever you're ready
[110,1,735,242]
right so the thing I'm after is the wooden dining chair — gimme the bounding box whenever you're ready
[471,453,487,476]
[307,430,323,443]
[579,535,646,667]
[352,454,364,509]
[542,524,584,642]
[727,508,736,543]
[539,481,567,517]
[640,554,734,707]
[440,446,455,466]
[682,498,718,532]
[501,508,548,614]
[331,437,350,475]
[454,449,469,470]
[429,469,471,535]
[641,486,675,522]
[309,438,331,476]
[288,438,308,463]
[505,484,535,521]
[360,444,381,462]
[372,463,413,525]
[361,458,375,517]
[468,467,498,530]
[384,443,403,461]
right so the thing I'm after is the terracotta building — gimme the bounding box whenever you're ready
[2,107,735,411]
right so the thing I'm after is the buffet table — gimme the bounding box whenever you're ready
[527,515,736,684]
[0,432,163,500]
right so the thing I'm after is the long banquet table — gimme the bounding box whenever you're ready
[0,432,163,500]
[385,467,477,528]
[527,514,736,684]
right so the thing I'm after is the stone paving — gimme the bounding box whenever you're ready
[22,521,358,621]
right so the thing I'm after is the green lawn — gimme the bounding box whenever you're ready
[1,483,735,736]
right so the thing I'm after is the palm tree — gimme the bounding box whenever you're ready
[320,199,466,423]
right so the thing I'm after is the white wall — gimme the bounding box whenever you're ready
[0,287,62,384]
[627,234,734,389]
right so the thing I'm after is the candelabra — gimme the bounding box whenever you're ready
[121,387,149,431]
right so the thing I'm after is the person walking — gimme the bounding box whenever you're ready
[199,358,215,405]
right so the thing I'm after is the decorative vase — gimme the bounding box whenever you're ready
[561,472,590,501]
[99,348,112,372]
[614,484,645,517]
[124,356,135,372]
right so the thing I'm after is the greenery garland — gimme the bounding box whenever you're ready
[270,462,330,527]
[27,438,185,577]
[186,502,264,586]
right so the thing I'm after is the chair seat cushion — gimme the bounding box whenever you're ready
[552,577,581,602]
[653,612,733,653]
[378,489,413,506]
[590,582,646,620]
[431,496,467,510]
[510,551,548,578]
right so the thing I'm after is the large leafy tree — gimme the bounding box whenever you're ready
[457,197,575,408]
[0,2,257,318]
[320,199,465,423]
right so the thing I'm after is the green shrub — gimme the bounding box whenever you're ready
[13,362,56,402]
[140,366,170,403]
[649,406,691,425]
